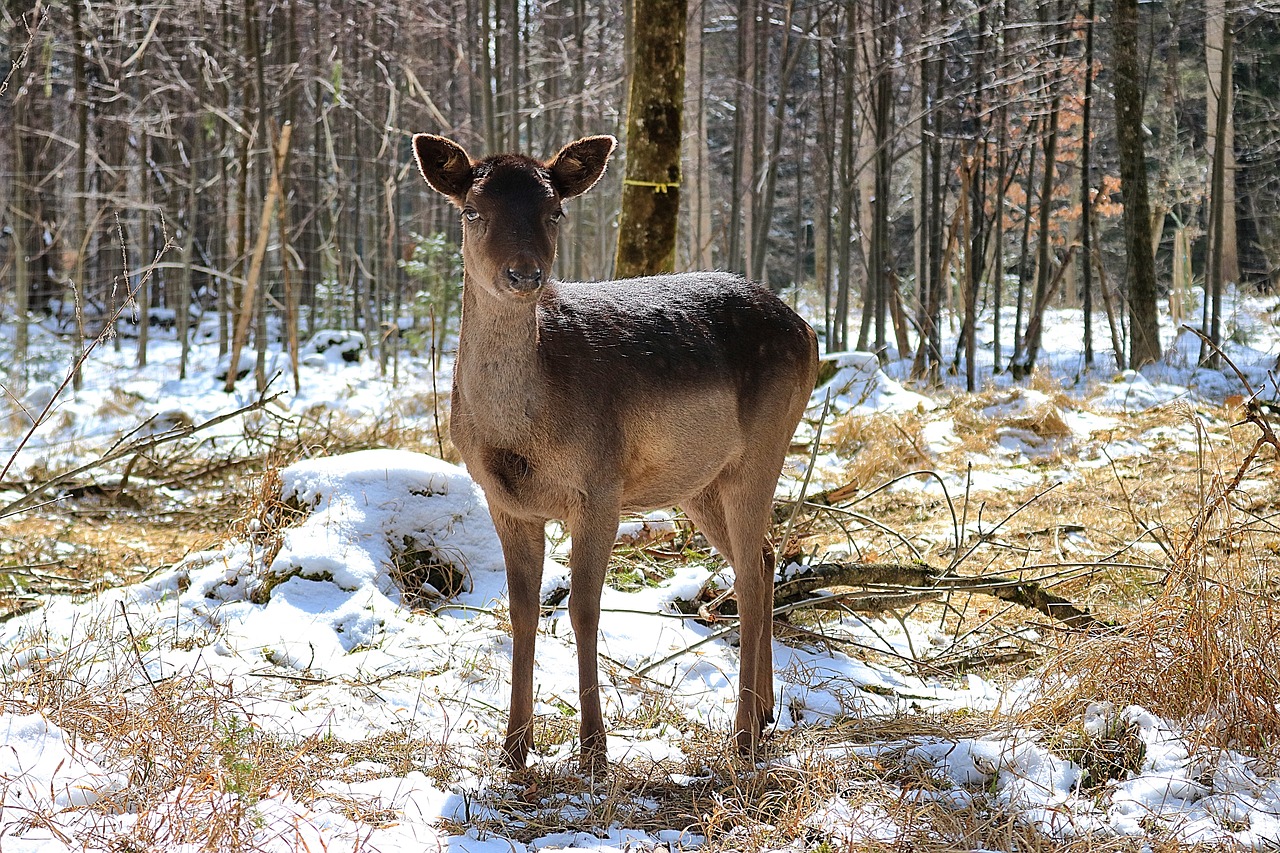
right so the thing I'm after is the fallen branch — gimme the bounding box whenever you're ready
[772,560,1108,630]
[0,386,283,519]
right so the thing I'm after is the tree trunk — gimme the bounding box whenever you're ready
[1203,0,1235,366]
[614,0,686,278]
[727,0,758,274]
[1012,129,1038,370]
[1113,0,1162,367]
[1017,87,1061,379]
[1205,0,1239,287]
[1080,0,1097,367]
[71,0,90,391]
[751,0,805,288]
[7,0,41,392]
[682,0,714,271]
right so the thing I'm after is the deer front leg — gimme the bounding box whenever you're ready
[492,510,547,770]
[566,500,620,774]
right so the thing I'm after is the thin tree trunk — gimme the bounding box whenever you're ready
[751,0,805,287]
[683,0,713,270]
[833,21,855,352]
[224,123,292,393]
[137,132,152,368]
[614,0,686,278]
[1203,0,1234,366]
[1205,0,1239,288]
[1012,130,1038,369]
[1015,0,1065,379]
[728,0,758,274]
[1114,0,1161,367]
[71,0,90,391]
[1080,0,1096,367]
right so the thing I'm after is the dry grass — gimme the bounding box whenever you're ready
[2,615,335,851]
[3,387,1279,850]
[1028,416,1280,760]
[0,403,451,619]
[826,410,933,489]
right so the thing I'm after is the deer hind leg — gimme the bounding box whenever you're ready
[493,511,547,770]
[695,468,779,756]
[683,489,738,568]
[566,496,622,774]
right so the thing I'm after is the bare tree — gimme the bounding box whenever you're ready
[1113,0,1162,367]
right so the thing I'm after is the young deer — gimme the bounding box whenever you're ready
[413,133,819,772]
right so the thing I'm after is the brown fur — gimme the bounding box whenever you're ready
[413,133,819,772]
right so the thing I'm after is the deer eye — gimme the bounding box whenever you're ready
[549,209,564,225]
[462,208,480,223]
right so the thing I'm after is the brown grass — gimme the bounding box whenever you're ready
[3,387,1279,850]
[2,617,334,851]
[826,410,932,490]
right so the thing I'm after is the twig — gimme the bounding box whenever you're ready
[1102,445,1174,561]
[0,385,283,518]
[118,600,159,689]
[0,235,174,484]
[635,556,1110,677]
[1174,326,1280,574]
[950,480,1063,569]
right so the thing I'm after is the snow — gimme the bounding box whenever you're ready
[2,286,1279,850]
[811,350,935,416]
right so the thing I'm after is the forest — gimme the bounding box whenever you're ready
[3,2,1280,852]
[2,0,1278,394]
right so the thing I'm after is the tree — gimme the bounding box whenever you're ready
[1202,0,1236,365]
[614,0,687,278]
[1113,0,1161,367]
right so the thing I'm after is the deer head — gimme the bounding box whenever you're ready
[412,134,616,302]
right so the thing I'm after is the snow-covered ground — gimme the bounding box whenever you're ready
[2,288,1279,851]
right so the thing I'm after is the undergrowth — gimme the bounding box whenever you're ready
[2,387,1278,850]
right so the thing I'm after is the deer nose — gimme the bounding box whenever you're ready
[506,264,544,292]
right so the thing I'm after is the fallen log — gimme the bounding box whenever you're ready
[773,560,1108,630]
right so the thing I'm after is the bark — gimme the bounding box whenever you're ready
[224,123,292,393]
[1203,0,1235,366]
[1011,130,1038,370]
[751,0,806,287]
[7,0,42,390]
[71,0,90,391]
[614,0,687,278]
[682,0,714,270]
[1014,0,1066,379]
[867,0,893,354]
[1081,0,1097,367]
[1205,0,1239,285]
[727,0,758,274]
[1113,0,1162,367]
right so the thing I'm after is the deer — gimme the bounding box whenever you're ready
[412,132,819,773]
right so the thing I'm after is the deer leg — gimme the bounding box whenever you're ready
[492,510,547,770]
[566,500,620,773]
[683,489,738,568]
[718,472,779,756]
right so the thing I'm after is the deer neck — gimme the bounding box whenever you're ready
[454,274,546,445]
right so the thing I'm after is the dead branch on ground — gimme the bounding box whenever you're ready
[0,386,284,519]
[775,560,1108,629]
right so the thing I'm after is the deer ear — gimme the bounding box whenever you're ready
[548,135,616,199]
[413,134,473,205]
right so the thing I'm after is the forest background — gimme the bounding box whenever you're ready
[1,0,1278,394]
